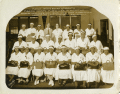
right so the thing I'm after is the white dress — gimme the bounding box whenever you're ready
[76,37,90,49]
[41,40,54,49]
[101,53,114,83]
[32,52,45,77]
[44,52,57,77]
[71,53,87,82]
[62,29,73,41]
[19,29,27,37]
[52,28,63,42]
[18,52,33,78]
[90,40,103,55]
[55,52,72,80]
[26,28,37,37]
[74,29,83,39]
[65,39,76,49]
[28,41,39,49]
[6,52,22,75]
[86,52,101,82]
[36,29,44,40]
[12,41,27,50]
[85,28,96,37]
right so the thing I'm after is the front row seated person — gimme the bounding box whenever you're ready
[32,46,45,85]
[100,47,114,84]
[12,35,27,53]
[86,45,101,88]
[55,45,72,86]
[44,46,57,86]
[76,30,90,55]
[71,46,87,88]
[6,46,22,83]
[18,46,33,84]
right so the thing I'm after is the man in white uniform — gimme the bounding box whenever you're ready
[52,23,63,43]
[36,24,44,40]
[26,23,37,37]
[76,31,90,51]
[65,32,76,55]
[74,24,83,40]
[62,24,73,41]
[90,35,103,54]
[19,24,27,38]
[85,23,96,42]
[12,35,27,52]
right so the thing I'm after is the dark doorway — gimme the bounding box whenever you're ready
[100,19,109,46]
[42,16,47,29]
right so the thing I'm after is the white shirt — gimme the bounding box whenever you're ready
[65,39,76,49]
[85,28,96,37]
[72,53,85,63]
[74,29,83,36]
[57,52,71,61]
[52,28,63,42]
[62,29,73,41]
[45,52,57,61]
[34,52,45,62]
[9,52,22,64]
[36,29,44,39]
[28,41,39,49]
[101,53,114,64]
[86,52,101,63]
[19,29,27,37]
[26,28,37,37]
[90,40,103,54]
[54,42,63,48]
[12,41,27,50]
[21,52,33,65]
[41,40,54,49]
[76,37,90,49]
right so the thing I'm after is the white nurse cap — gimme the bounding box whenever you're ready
[18,35,22,38]
[30,22,34,25]
[22,24,26,27]
[75,46,80,50]
[49,45,54,49]
[103,47,109,50]
[92,34,97,38]
[89,45,95,49]
[88,23,92,25]
[38,25,41,27]
[76,24,80,26]
[66,24,70,27]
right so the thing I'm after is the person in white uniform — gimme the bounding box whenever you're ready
[71,46,87,88]
[76,31,90,55]
[36,24,44,41]
[74,24,83,40]
[26,22,37,37]
[32,46,45,85]
[54,36,63,54]
[12,35,27,52]
[85,23,96,42]
[6,46,22,82]
[19,24,27,41]
[101,47,114,84]
[86,45,101,88]
[65,32,76,55]
[44,46,57,86]
[41,34,54,53]
[55,45,72,86]
[28,36,39,54]
[52,23,63,43]
[18,46,33,84]
[90,35,103,55]
[62,24,73,41]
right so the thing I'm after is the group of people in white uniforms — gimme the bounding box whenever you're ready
[6,22,114,88]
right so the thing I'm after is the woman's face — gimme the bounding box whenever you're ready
[76,49,80,54]
[38,49,42,53]
[22,26,26,30]
[47,23,50,28]
[15,48,19,52]
[62,48,66,53]
[90,47,95,53]
[25,48,29,53]
[104,50,109,55]
[49,48,54,53]
[93,36,97,41]
[77,25,80,29]
[56,24,59,29]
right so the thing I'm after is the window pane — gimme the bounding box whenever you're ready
[30,17,38,29]
[50,16,59,30]
[61,16,70,30]
[20,17,28,29]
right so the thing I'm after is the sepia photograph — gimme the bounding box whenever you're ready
[5,6,115,89]
[0,0,119,94]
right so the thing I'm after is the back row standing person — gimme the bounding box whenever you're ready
[85,23,96,42]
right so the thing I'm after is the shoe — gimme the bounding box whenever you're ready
[51,80,54,86]
[34,81,36,85]
[48,80,51,85]
[36,80,39,85]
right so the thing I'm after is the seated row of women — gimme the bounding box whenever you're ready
[6,44,114,88]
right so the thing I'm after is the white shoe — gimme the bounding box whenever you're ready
[48,80,51,85]
[34,81,36,85]
[51,80,54,86]
[36,80,39,85]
